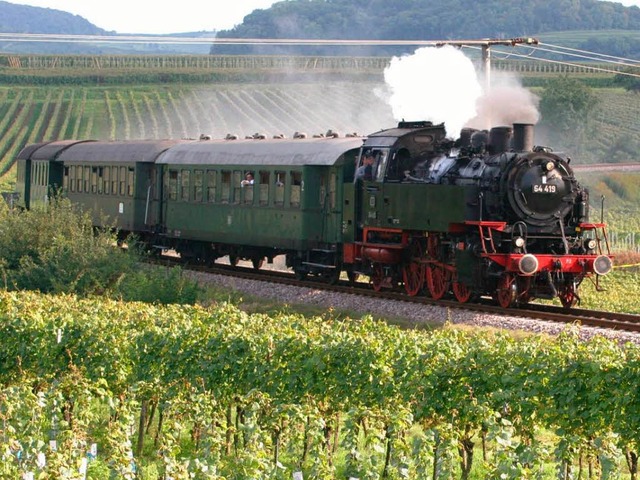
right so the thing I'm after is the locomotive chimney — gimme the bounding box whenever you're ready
[488,126,513,154]
[512,123,534,151]
[458,127,477,148]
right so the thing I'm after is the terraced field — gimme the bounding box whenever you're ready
[0,83,395,178]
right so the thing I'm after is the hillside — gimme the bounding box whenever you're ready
[0,1,107,34]
[1,0,640,57]
[214,0,640,57]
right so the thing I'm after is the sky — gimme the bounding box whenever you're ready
[6,0,640,35]
[8,0,280,34]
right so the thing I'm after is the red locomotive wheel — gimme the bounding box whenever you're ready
[495,273,517,308]
[403,261,425,296]
[426,265,449,300]
[371,264,384,292]
[403,240,425,296]
[452,280,472,303]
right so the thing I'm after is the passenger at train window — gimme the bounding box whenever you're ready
[241,172,254,186]
[355,151,374,181]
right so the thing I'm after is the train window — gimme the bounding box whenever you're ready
[274,171,286,206]
[194,170,203,202]
[290,171,302,208]
[206,170,217,203]
[167,170,178,200]
[180,169,190,202]
[84,166,90,192]
[413,134,434,144]
[243,174,254,205]
[119,167,126,196]
[111,166,118,195]
[63,166,69,191]
[103,167,110,195]
[232,171,242,204]
[91,167,98,193]
[127,168,135,197]
[259,171,270,205]
[97,167,104,194]
[221,171,231,203]
[76,166,82,192]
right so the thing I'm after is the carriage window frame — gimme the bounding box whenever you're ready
[127,167,135,197]
[91,167,98,193]
[206,170,217,203]
[103,166,110,195]
[65,166,72,192]
[76,166,83,192]
[274,170,286,206]
[167,169,178,201]
[221,170,231,204]
[84,166,91,192]
[119,167,126,196]
[111,166,118,195]
[259,171,270,205]
[194,169,204,203]
[180,169,190,202]
[290,171,302,208]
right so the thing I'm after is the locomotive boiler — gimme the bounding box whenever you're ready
[344,121,612,308]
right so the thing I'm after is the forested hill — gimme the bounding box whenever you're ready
[0,0,107,35]
[214,0,640,57]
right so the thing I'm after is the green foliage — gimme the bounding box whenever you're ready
[115,264,202,305]
[1,291,640,478]
[214,0,640,57]
[0,196,134,295]
[538,76,600,156]
[0,197,201,304]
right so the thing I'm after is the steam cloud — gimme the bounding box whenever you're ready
[383,46,539,138]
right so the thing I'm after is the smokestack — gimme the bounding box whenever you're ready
[488,126,513,154]
[458,127,477,148]
[512,123,534,151]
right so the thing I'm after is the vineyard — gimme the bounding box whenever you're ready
[2,290,640,480]
[0,82,639,181]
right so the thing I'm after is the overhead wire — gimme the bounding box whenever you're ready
[486,43,640,78]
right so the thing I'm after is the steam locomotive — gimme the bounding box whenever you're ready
[15,120,613,309]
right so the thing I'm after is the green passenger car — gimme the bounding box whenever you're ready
[156,137,362,276]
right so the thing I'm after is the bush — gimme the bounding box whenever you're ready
[0,197,201,304]
[113,263,202,305]
[0,196,136,294]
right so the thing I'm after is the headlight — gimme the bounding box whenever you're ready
[518,254,539,276]
[593,255,613,275]
[545,161,555,171]
[513,237,525,248]
[584,238,597,250]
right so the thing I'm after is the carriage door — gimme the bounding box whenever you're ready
[358,148,389,229]
[142,163,159,229]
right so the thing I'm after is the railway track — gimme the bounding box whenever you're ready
[152,254,640,333]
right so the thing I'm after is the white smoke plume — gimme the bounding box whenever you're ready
[383,45,539,138]
[465,73,540,130]
[383,46,482,137]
